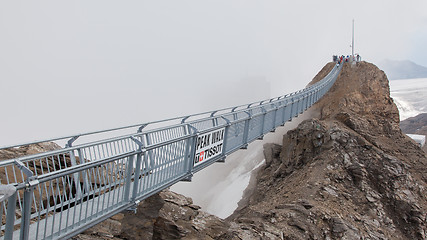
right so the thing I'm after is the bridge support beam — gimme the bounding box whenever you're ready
[240,144,248,150]
[216,157,226,163]
[181,173,193,182]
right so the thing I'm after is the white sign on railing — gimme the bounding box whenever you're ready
[194,128,225,166]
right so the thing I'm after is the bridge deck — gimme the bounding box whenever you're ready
[0,63,343,240]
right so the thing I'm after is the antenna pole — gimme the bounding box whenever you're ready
[352,19,354,57]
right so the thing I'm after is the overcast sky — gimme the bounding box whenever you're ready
[1,0,426,146]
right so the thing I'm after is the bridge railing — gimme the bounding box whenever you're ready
[0,63,342,240]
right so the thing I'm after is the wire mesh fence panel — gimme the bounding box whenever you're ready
[189,117,227,132]
[77,138,137,162]
[145,126,188,146]
[247,115,264,142]
[274,104,285,127]
[224,121,246,153]
[9,153,135,240]
[138,139,188,197]
[263,111,276,135]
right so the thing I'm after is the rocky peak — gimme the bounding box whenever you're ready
[231,62,427,239]
[316,62,400,131]
[0,142,62,161]
[240,117,425,239]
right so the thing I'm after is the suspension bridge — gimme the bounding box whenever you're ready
[0,63,342,240]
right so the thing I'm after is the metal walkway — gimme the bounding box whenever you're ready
[0,63,342,240]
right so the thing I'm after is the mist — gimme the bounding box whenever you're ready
[1,0,427,146]
[171,109,315,218]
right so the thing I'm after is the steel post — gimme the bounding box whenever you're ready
[4,191,17,240]
[291,98,296,118]
[271,104,278,129]
[123,155,135,202]
[69,150,83,199]
[131,152,143,201]
[185,125,198,181]
[241,111,251,148]
[77,149,90,195]
[20,187,34,240]
[221,116,231,153]
[260,107,267,135]
[182,125,192,174]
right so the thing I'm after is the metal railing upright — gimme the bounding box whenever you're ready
[0,62,342,240]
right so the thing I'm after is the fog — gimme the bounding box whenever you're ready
[171,109,315,218]
[1,0,427,146]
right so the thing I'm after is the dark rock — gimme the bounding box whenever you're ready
[297,199,314,209]
[330,216,348,234]
[263,143,282,168]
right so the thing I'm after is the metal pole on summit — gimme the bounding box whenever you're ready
[352,19,355,57]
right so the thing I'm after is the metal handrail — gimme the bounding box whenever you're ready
[0,84,325,151]
[0,63,339,152]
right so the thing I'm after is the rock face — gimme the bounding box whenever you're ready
[230,62,427,239]
[400,113,427,153]
[120,190,232,240]
[74,189,232,240]
[0,142,62,161]
[400,113,427,136]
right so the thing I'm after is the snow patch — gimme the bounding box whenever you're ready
[205,160,265,218]
[389,78,427,120]
[391,96,421,120]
